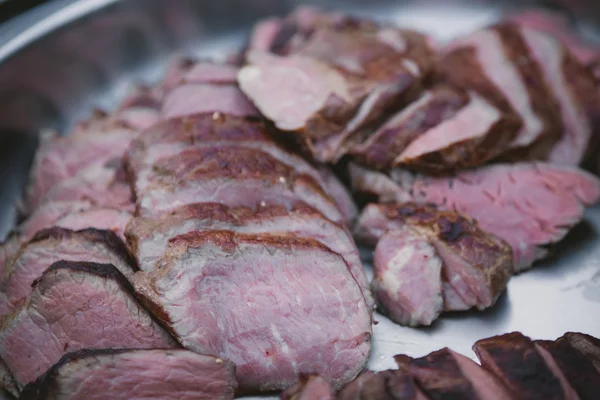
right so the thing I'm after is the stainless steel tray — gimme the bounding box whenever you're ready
[0,0,599,397]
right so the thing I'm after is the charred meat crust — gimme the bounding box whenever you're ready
[473,332,567,399]
[37,261,136,297]
[494,23,563,159]
[29,227,138,270]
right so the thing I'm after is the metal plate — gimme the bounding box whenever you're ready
[0,0,599,397]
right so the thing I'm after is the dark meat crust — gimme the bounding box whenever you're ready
[337,370,422,400]
[473,332,567,400]
[395,348,479,400]
[367,203,513,302]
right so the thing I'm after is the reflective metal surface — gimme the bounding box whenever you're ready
[0,1,599,398]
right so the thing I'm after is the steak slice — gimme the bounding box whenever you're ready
[238,12,435,162]
[521,26,600,165]
[24,129,136,212]
[0,261,177,391]
[508,9,600,64]
[395,348,513,400]
[350,162,600,270]
[17,200,94,241]
[473,332,578,400]
[138,145,344,223]
[349,86,469,170]
[281,375,334,400]
[371,229,444,326]
[33,161,134,212]
[356,203,512,324]
[558,332,600,373]
[0,228,136,318]
[133,230,371,392]
[393,90,520,171]
[337,370,428,400]
[19,349,236,400]
[125,202,372,309]
[536,339,600,399]
[441,24,562,159]
[127,114,357,223]
[52,207,132,242]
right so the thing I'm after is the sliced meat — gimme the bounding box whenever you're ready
[162,83,259,120]
[138,145,344,223]
[356,203,512,322]
[395,348,512,400]
[521,26,600,165]
[558,332,600,372]
[394,89,521,171]
[473,332,578,400]
[133,230,371,392]
[351,162,600,270]
[281,375,334,400]
[337,370,428,400]
[0,228,136,318]
[20,349,236,400]
[125,202,372,309]
[508,9,600,64]
[33,161,134,212]
[17,201,94,241]
[126,114,357,223]
[238,12,435,162]
[53,208,132,242]
[24,129,136,212]
[248,17,284,52]
[441,24,562,159]
[371,229,444,326]
[350,86,469,170]
[182,61,240,84]
[0,261,177,391]
[536,339,600,399]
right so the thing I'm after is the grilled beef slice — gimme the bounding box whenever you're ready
[473,332,578,400]
[337,370,428,400]
[24,129,136,214]
[126,114,357,223]
[350,162,600,270]
[0,228,136,318]
[238,10,435,162]
[137,145,344,223]
[281,375,334,400]
[0,261,177,391]
[125,202,372,309]
[440,23,562,160]
[17,200,94,240]
[133,230,371,393]
[355,203,512,325]
[395,348,513,400]
[20,349,236,400]
[558,332,600,373]
[536,338,600,399]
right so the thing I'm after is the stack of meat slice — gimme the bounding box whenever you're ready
[239,7,436,163]
[122,60,371,393]
[354,203,513,327]
[289,331,600,399]
[351,162,600,270]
